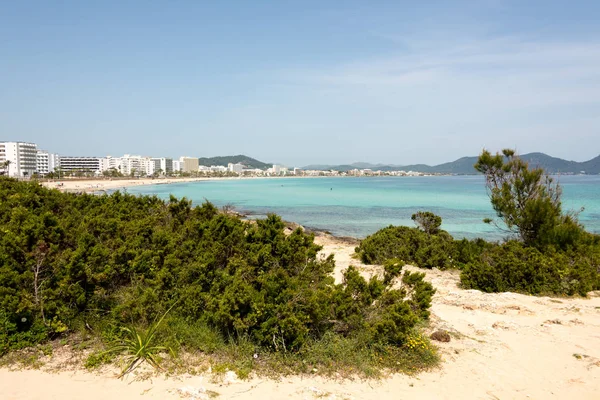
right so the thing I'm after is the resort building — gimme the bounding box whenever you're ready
[228,163,244,174]
[36,150,60,175]
[119,155,151,176]
[268,164,288,175]
[0,141,38,178]
[180,157,199,173]
[172,160,181,172]
[101,156,120,173]
[102,155,158,176]
[151,158,173,175]
[59,156,104,175]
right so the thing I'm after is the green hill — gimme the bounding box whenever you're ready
[198,155,271,169]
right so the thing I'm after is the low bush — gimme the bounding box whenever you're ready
[354,211,490,270]
[355,208,599,297]
[355,225,455,269]
[460,241,600,296]
[451,237,496,268]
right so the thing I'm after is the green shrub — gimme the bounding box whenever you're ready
[0,177,435,364]
[460,149,600,296]
[460,241,600,296]
[411,211,442,234]
[355,224,455,269]
[332,265,435,345]
[452,237,496,268]
[0,311,49,356]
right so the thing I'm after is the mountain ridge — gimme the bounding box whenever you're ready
[302,153,600,174]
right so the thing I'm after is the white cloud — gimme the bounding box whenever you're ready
[267,35,600,163]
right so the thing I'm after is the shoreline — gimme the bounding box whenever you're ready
[39,174,462,194]
[41,177,236,193]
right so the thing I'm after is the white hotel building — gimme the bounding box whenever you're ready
[59,156,104,174]
[0,141,38,178]
[228,163,244,174]
[36,150,60,175]
[101,155,173,176]
[150,158,173,175]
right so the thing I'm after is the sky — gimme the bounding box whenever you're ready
[1,1,599,167]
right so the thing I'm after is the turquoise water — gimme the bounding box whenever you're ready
[125,176,600,240]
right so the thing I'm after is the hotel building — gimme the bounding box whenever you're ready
[0,141,38,178]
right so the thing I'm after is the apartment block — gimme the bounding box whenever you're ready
[59,156,103,174]
[36,150,60,175]
[151,157,173,175]
[228,163,244,174]
[180,157,199,173]
[0,141,38,177]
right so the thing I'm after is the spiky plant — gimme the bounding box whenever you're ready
[106,305,174,378]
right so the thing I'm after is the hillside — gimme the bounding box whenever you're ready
[581,155,600,173]
[198,155,271,169]
[304,153,600,175]
[303,164,361,171]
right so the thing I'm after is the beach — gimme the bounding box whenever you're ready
[41,177,221,193]
[2,233,599,400]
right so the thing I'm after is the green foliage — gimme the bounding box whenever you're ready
[451,237,495,268]
[475,148,585,249]
[85,350,115,370]
[0,177,435,372]
[461,149,600,296]
[356,213,496,270]
[104,305,175,377]
[460,241,600,296]
[411,211,442,234]
[355,223,455,269]
[331,265,435,345]
[0,311,49,356]
[197,155,271,170]
[254,329,439,378]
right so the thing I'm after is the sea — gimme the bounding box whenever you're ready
[125,175,600,241]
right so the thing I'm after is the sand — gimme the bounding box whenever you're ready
[2,235,599,399]
[40,177,219,193]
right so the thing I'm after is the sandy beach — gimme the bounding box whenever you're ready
[41,177,220,193]
[1,234,599,399]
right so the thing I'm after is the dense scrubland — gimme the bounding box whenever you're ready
[0,177,436,377]
[1,149,599,378]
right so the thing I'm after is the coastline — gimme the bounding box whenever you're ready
[40,176,345,194]
[41,177,227,193]
[40,174,449,194]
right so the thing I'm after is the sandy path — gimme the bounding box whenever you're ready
[2,235,599,399]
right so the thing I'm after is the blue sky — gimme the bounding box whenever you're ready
[1,1,599,166]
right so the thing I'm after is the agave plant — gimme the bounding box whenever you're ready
[106,305,175,378]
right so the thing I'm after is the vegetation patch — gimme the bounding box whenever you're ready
[461,149,600,295]
[355,216,492,270]
[354,149,600,297]
[0,177,438,377]
[430,330,451,343]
